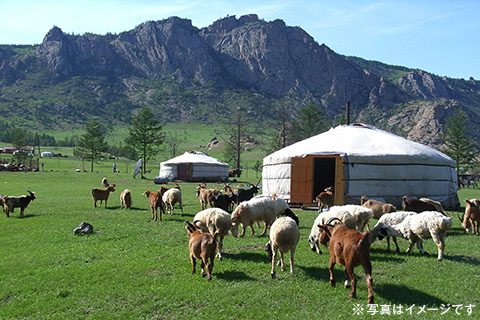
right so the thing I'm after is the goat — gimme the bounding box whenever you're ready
[195,184,217,210]
[3,190,36,217]
[267,217,300,279]
[0,194,6,213]
[159,183,181,196]
[316,221,387,304]
[162,188,184,215]
[361,195,396,230]
[380,211,452,260]
[402,195,448,216]
[91,185,115,208]
[223,184,238,211]
[459,199,480,235]
[120,189,132,209]
[185,220,218,281]
[237,185,259,203]
[211,192,231,213]
[102,177,109,187]
[143,190,165,221]
[193,208,232,260]
[315,186,334,211]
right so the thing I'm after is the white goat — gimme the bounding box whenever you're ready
[193,208,232,260]
[162,188,184,215]
[380,211,452,260]
[376,211,418,252]
[267,217,300,279]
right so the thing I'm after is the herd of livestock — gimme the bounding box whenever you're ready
[1,178,479,304]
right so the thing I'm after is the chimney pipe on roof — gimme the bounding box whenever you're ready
[346,101,350,125]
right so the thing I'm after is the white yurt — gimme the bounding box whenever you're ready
[158,151,229,182]
[262,124,459,209]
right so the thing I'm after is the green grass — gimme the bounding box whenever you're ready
[0,166,479,319]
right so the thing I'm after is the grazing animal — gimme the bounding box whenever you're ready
[143,190,165,221]
[267,217,300,279]
[159,183,181,196]
[120,189,132,209]
[211,192,231,213]
[91,185,115,208]
[102,177,109,187]
[3,190,36,217]
[193,208,232,260]
[316,221,387,304]
[196,184,217,209]
[185,220,218,281]
[223,184,238,211]
[361,195,396,229]
[402,195,447,216]
[237,185,259,203]
[0,194,6,213]
[376,211,418,252]
[162,188,184,215]
[459,199,480,235]
[380,211,452,260]
[315,186,334,211]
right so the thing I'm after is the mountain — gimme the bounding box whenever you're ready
[1,14,479,147]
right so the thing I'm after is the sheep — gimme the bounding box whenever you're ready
[316,221,387,304]
[91,185,115,208]
[315,186,334,211]
[143,190,165,221]
[376,211,418,252]
[159,183,181,196]
[162,188,184,215]
[267,217,300,279]
[230,195,287,237]
[185,220,218,281]
[308,207,358,254]
[361,195,396,227]
[402,195,448,216]
[120,189,132,209]
[380,211,453,260]
[0,194,5,213]
[193,208,232,260]
[3,190,36,217]
[458,199,480,235]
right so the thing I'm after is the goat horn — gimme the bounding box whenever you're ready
[326,217,343,225]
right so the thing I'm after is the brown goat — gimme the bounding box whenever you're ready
[120,189,132,209]
[315,186,334,211]
[361,195,396,230]
[459,199,480,235]
[402,195,447,215]
[91,185,115,208]
[159,183,181,196]
[185,220,219,281]
[317,222,384,304]
[3,191,36,217]
[195,184,217,209]
[143,190,165,221]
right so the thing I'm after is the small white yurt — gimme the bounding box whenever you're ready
[262,124,459,209]
[158,151,229,182]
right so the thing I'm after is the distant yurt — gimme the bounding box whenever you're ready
[262,124,459,209]
[158,151,229,182]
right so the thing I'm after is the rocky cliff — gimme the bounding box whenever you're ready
[1,14,479,147]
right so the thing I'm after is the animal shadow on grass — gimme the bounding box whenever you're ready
[215,270,255,281]
[376,283,447,306]
[298,265,337,282]
[222,249,267,263]
[444,254,480,266]
[6,214,38,219]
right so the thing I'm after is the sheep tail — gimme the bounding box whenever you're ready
[439,217,453,232]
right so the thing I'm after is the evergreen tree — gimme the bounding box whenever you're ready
[125,108,163,175]
[291,103,328,142]
[76,120,107,172]
[441,110,477,177]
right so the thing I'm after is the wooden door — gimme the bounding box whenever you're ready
[290,157,314,204]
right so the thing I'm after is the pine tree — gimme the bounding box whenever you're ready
[76,120,107,172]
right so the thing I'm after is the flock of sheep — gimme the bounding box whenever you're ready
[3,177,479,305]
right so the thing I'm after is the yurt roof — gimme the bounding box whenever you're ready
[264,124,455,166]
[161,151,229,167]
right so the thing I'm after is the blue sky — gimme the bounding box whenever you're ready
[1,0,479,80]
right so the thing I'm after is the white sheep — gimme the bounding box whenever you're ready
[380,211,452,260]
[267,217,300,279]
[308,207,357,254]
[376,211,418,252]
[340,205,374,231]
[193,208,232,260]
[162,188,184,215]
[231,196,279,237]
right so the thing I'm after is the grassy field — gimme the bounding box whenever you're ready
[0,165,479,319]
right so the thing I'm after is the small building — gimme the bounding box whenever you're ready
[41,151,54,157]
[158,151,229,182]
